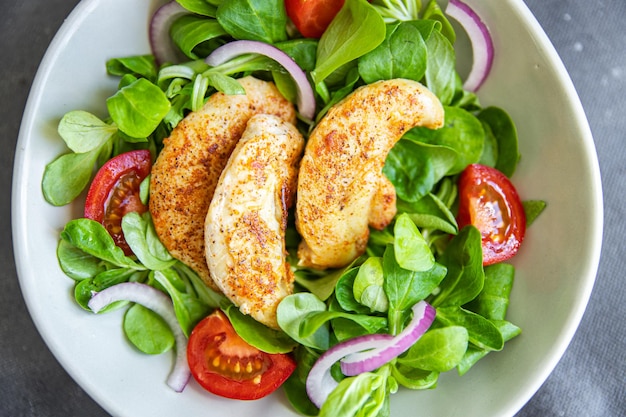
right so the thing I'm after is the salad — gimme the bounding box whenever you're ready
[41,0,546,415]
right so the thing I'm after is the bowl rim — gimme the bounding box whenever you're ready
[11,0,603,416]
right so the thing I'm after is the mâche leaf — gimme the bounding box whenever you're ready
[216,0,287,43]
[42,149,100,206]
[124,303,175,354]
[106,78,171,139]
[312,0,386,85]
[430,225,484,307]
[398,326,469,372]
[58,110,117,153]
[358,21,428,84]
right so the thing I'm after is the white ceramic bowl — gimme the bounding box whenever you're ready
[12,0,602,416]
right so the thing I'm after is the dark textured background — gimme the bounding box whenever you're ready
[2,1,624,416]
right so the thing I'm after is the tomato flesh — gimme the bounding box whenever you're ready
[84,149,152,255]
[187,310,296,400]
[285,0,345,38]
[457,164,526,265]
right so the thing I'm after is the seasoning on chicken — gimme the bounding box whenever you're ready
[295,79,445,269]
[205,114,304,329]
[149,77,296,291]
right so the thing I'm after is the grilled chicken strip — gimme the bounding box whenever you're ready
[295,79,445,269]
[150,77,296,290]
[205,114,304,329]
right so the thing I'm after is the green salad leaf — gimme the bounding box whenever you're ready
[106,78,171,139]
[216,0,288,43]
[171,15,228,59]
[124,303,175,354]
[43,0,539,412]
[358,21,428,84]
[312,0,386,86]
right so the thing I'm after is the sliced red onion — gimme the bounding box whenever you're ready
[305,300,435,408]
[88,282,191,393]
[340,301,436,376]
[446,0,494,92]
[305,334,393,409]
[150,1,189,66]
[205,40,316,120]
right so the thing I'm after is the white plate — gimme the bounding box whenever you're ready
[13,0,602,416]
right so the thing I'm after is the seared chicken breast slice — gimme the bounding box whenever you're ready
[205,114,304,329]
[295,79,444,269]
[149,77,296,290]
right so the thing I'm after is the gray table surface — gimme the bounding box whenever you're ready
[2,1,625,416]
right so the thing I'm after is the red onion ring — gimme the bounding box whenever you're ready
[446,0,494,92]
[88,282,191,393]
[340,301,436,375]
[305,300,435,408]
[305,334,393,409]
[149,1,189,66]
[205,40,316,120]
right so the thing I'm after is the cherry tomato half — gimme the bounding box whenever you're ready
[187,310,296,400]
[285,0,345,38]
[457,164,526,266]
[84,149,152,255]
